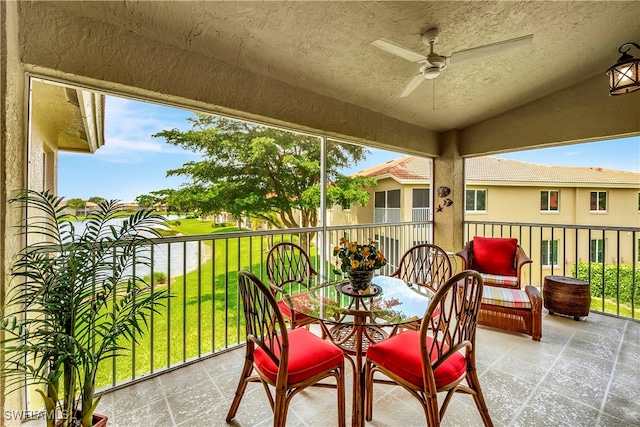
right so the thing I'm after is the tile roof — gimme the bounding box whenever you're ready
[356,155,639,186]
[356,156,431,181]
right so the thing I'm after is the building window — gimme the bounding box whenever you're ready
[541,240,558,267]
[374,189,400,223]
[637,192,640,212]
[465,189,486,212]
[590,239,605,263]
[540,190,559,212]
[590,191,607,212]
[412,188,430,224]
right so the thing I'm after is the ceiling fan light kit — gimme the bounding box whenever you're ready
[422,65,441,80]
[370,28,534,98]
[607,42,640,96]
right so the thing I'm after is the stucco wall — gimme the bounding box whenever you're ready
[16,1,440,159]
[1,1,28,425]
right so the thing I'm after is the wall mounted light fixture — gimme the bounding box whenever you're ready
[607,42,640,96]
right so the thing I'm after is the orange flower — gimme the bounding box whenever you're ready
[332,238,387,275]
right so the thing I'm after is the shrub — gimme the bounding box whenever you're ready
[144,271,168,285]
[571,261,639,305]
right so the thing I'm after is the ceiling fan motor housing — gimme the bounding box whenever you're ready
[423,66,441,79]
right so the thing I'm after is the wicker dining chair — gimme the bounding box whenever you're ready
[226,271,346,427]
[390,243,453,332]
[365,270,493,427]
[266,242,320,329]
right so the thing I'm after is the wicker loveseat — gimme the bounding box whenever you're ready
[457,237,542,341]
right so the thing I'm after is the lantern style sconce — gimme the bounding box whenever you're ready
[607,42,640,96]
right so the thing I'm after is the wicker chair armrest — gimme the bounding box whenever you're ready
[455,243,472,269]
[525,285,542,310]
[515,246,533,272]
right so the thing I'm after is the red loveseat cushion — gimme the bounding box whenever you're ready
[254,328,343,385]
[366,330,466,389]
[472,237,518,277]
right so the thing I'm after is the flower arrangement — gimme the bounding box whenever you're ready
[332,237,387,274]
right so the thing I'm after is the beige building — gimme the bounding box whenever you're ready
[330,155,640,284]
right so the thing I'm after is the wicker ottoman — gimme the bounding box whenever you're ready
[543,275,591,320]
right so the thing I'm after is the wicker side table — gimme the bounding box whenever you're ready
[543,275,591,320]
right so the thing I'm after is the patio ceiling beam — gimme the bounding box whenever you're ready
[458,74,640,157]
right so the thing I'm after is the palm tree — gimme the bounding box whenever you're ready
[1,190,170,427]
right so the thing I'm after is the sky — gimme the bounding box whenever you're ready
[58,96,640,203]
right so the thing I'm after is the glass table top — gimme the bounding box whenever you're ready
[284,275,434,327]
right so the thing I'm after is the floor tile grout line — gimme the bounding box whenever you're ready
[507,326,577,426]
[594,319,628,426]
[157,375,178,426]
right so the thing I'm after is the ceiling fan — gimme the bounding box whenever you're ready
[371,28,534,97]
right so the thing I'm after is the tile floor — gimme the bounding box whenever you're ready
[54,312,640,426]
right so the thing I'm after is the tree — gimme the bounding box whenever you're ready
[66,198,85,210]
[135,194,160,208]
[153,115,376,238]
[150,189,194,216]
[87,196,106,205]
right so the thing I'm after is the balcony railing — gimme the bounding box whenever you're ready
[463,220,639,320]
[40,220,429,407]
[22,218,639,410]
[374,207,400,223]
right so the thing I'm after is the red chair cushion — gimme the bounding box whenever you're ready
[254,328,343,385]
[366,330,466,389]
[472,237,518,277]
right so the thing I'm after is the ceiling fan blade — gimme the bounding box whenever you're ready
[400,74,425,97]
[370,38,427,63]
[449,34,533,65]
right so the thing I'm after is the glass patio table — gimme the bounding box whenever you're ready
[284,275,435,427]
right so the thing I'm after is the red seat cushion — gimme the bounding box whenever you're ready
[254,328,344,384]
[366,330,467,389]
[472,237,518,277]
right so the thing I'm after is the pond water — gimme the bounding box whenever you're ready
[69,215,201,278]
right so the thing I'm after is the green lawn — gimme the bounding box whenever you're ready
[590,297,640,319]
[160,218,242,236]
[94,222,312,388]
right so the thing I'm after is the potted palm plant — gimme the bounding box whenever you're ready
[0,190,170,427]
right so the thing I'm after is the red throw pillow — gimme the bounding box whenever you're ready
[471,237,518,277]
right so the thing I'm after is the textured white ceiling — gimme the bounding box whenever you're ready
[57,1,640,132]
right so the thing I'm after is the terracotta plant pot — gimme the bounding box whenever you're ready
[55,412,108,427]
